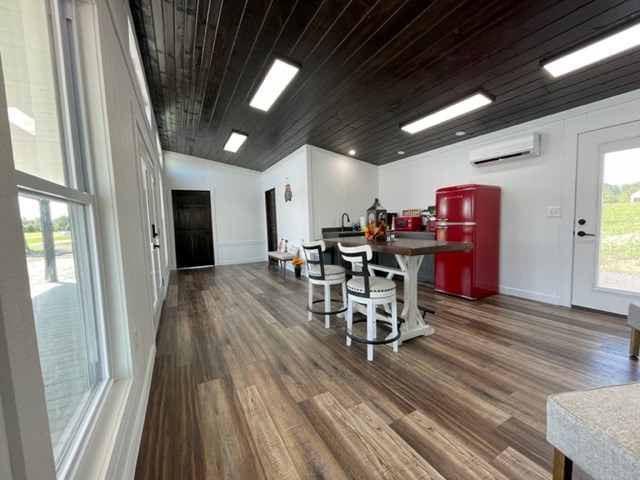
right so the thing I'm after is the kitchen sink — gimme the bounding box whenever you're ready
[321,227,364,239]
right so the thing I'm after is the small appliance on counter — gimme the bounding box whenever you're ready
[394,216,422,231]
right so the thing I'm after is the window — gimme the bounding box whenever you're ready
[1,0,108,475]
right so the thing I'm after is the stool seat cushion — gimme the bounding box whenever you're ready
[628,302,640,329]
[347,277,396,298]
[546,382,640,480]
[308,264,345,278]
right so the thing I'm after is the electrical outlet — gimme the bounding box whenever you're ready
[547,206,561,217]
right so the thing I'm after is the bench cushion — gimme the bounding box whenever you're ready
[547,382,640,480]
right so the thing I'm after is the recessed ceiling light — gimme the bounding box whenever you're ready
[543,22,640,77]
[455,131,466,136]
[401,92,493,134]
[397,151,405,155]
[348,149,356,155]
[250,58,300,111]
[223,131,247,152]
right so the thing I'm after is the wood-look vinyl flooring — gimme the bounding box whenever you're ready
[135,263,639,479]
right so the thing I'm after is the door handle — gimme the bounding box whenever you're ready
[576,231,595,237]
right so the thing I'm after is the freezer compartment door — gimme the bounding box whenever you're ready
[436,187,475,223]
[434,224,474,297]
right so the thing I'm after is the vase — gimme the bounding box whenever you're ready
[295,268,301,278]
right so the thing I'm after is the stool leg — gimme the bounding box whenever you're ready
[324,283,331,328]
[367,301,374,361]
[308,283,314,321]
[346,297,353,346]
[630,327,640,357]
[391,300,398,353]
[552,448,572,480]
[337,280,347,319]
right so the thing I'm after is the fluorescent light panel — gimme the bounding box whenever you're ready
[543,22,640,77]
[250,59,299,111]
[224,131,247,152]
[401,92,493,134]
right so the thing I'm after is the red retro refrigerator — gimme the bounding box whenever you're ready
[434,184,500,299]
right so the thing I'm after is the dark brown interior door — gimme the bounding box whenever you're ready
[265,188,277,252]
[172,190,214,268]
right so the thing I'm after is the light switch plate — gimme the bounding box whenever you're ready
[547,206,561,217]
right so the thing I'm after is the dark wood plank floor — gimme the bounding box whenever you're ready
[135,263,639,479]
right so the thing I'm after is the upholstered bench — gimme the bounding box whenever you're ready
[267,251,294,276]
[546,382,640,479]
[629,302,640,357]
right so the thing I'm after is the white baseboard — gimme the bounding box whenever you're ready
[103,346,156,479]
[499,286,561,305]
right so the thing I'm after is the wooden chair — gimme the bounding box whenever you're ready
[301,240,347,328]
[338,242,399,361]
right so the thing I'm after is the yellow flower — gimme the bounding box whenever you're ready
[292,256,305,267]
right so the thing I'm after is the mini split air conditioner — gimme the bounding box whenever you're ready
[469,133,541,166]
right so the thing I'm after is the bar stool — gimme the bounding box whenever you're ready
[301,240,347,328]
[338,242,399,361]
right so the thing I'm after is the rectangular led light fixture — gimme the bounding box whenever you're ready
[543,22,640,77]
[223,131,247,152]
[250,58,300,111]
[401,92,493,134]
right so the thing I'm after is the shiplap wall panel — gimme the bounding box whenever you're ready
[165,152,264,266]
[379,87,640,307]
[260,146,310,262]
[309,146,378,239]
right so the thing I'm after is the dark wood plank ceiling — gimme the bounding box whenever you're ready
[129,0,640,172]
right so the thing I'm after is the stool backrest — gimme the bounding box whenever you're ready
[338,242,372,298]
[301,240,326,279]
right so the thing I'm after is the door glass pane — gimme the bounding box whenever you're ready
[598,147,640,293]
[19,194,105,467]
[0,0,67,185]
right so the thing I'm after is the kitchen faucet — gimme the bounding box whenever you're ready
[341,212,350,231]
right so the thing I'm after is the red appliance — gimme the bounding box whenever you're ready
[394,215,422,231]
[434,184,500,299]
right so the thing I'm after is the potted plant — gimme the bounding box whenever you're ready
[292,256,305,277]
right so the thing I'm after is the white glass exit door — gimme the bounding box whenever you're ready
[573,122,640,314]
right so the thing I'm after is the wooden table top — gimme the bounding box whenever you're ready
[322,236,472,256]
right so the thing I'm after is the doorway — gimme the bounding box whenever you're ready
[265,188,277,251]
[172,190,214,268]
[572,121,640,314]
[140,159,163,314]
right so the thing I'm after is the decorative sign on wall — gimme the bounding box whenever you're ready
[284,178,292,202]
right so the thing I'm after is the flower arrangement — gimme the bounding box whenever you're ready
[291,256,305,269]
[363,219,388,240]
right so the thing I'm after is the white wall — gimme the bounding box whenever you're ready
[165,151,265,267]
[308,146,379,239]
[380,88,640,307]
[261,145,310,260]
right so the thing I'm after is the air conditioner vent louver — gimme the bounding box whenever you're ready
[470,133,541,166]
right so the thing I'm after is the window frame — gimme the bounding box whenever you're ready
[9,1,112,476]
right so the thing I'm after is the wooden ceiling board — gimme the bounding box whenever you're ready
[129,0,640,171]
